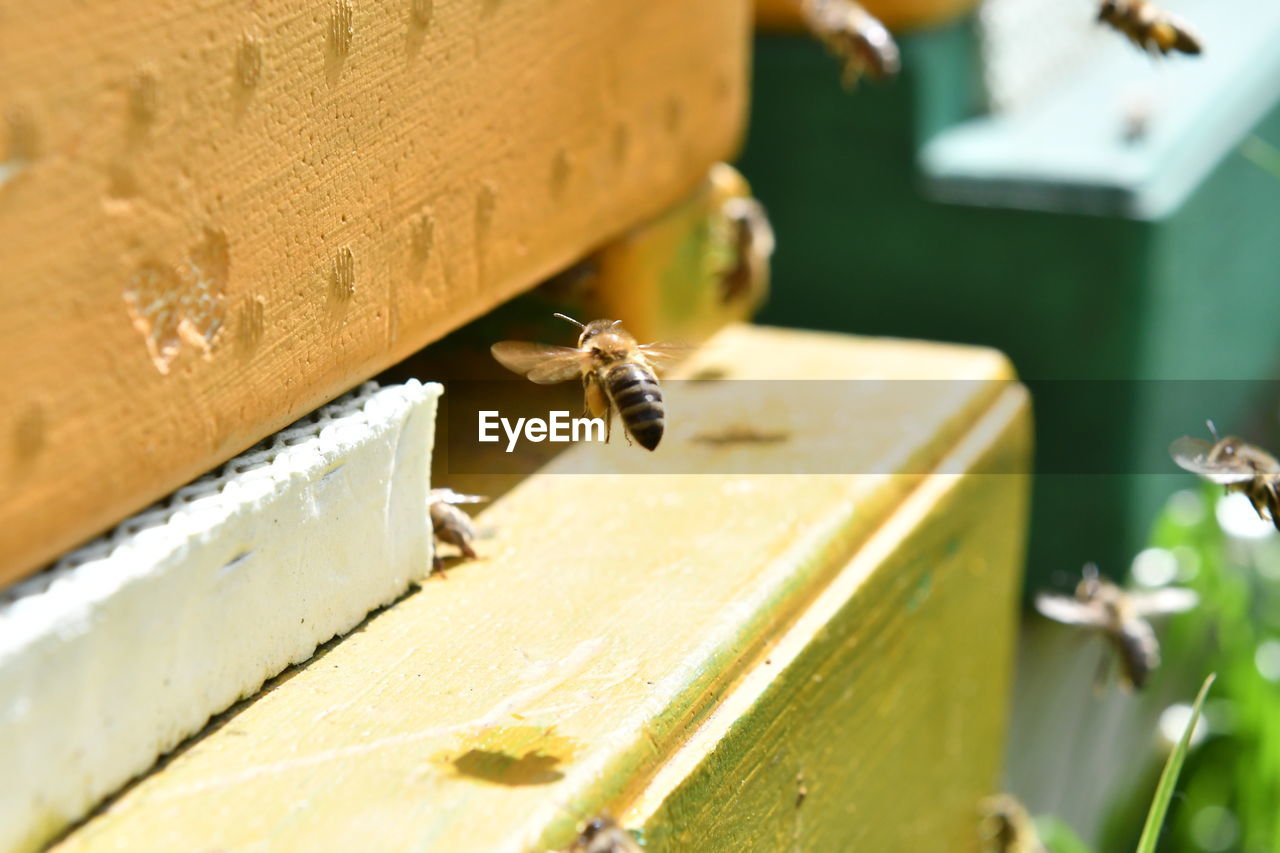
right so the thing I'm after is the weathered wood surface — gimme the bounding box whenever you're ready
[54,325,1030,852]
[0,0,750,587]
[627,383,1029,850]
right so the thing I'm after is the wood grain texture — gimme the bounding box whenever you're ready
[53,325,1030,853]
[755,0,982,31]
[0,0,750,587]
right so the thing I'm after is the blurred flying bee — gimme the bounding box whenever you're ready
[562,814,642,853]
[1171,420,1280,530]
[491,314,682,451]
[979,795,1046,853]
[429,488,488,572]
[1097,0,1202,57]
[1035,564,1197,690]
[717,196,775,305]
[800,0,901,88]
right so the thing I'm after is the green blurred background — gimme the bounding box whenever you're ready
[735,2,1280,850]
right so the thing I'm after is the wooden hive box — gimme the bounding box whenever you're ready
[49,324,1033,851]
[2,1,1035,849]
[0,0,750,586]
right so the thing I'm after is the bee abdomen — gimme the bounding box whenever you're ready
[1115,621,1160,689]
[606,363,664,451]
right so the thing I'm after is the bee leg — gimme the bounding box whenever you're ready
[840,61,862,91]
[430,553,449,579]
[584,377,612,443]
[1249,491,1271,524]
[580,376,593,419]
[1267,487,1280,530]
[1091,647,1114,695]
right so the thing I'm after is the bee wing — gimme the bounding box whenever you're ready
[1169,436,1255,484]
[429,488,489,505]
[637,342,690,372]
[1129,587,1199,617]
[490,342,591,385]
[1034,592,1103,626]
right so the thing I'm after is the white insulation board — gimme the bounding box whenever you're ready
[0,379,441,852]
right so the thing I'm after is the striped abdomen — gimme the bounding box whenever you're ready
[604,361,664,451]
[1112,619,1160,689]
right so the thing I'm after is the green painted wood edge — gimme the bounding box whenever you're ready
[920,0,1280,219]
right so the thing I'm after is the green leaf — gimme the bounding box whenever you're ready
[1135,673,1217,853]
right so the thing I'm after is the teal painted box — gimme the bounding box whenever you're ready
[739,0,1280,583]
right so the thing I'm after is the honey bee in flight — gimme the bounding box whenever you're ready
[979,795,1046,853]
[491,314,681,451]
[1035,564,1197,690]
[800,0,901,88]
[1171,421,1280,530]
[561,815,642,853]
[429,488,488,572]
[1097,0,1202,57]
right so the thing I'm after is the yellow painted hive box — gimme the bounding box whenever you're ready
[51,324,1032,852]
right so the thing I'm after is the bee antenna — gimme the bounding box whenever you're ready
[552,312,585,329]
[1206,419,1219,441]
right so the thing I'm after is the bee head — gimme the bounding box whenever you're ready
[552,313,623,347]
[1210,437,1242,463]
[1076,562,1104,601]
[577,320,625,350]
[582,817,610,839]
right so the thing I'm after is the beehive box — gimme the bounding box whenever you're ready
[1,2,1037,849]
[0,0,750,586]
[743,0,1280,584]
[48,324,1032,852]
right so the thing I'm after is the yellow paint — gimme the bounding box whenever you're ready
[52,325,1029,853]
[590,164,765,346]
[624,385,1030,851]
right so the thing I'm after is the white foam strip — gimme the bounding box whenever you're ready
[0,380,441,852]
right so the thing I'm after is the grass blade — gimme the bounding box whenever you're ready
[1242,136,1280,181]
[1135,673,1216,853]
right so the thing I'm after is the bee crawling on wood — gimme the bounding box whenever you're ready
[429,488,488,573]
[561,814,643,853]
[978,794,1046,853]
[1035,563,1197,690]
[491,314,683,451]
[799,0,901,88]
[1097,0,1202,57]
[1171,420,1280,529]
